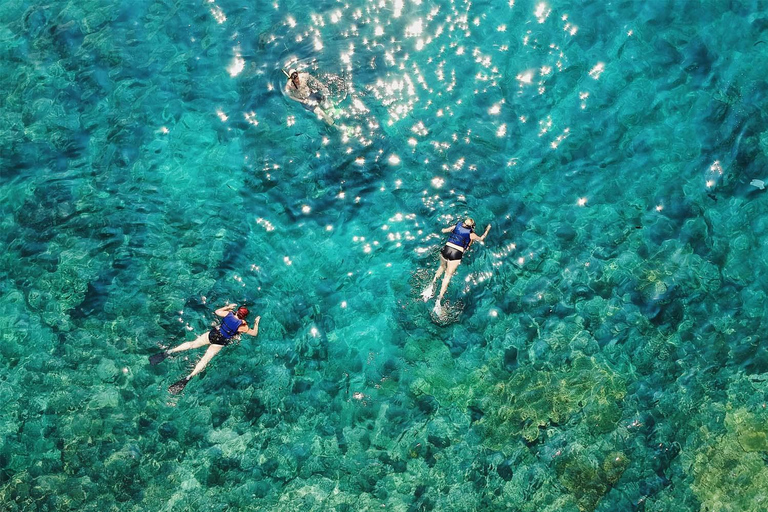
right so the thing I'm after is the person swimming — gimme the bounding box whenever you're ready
[284,69,335,125]
[149,303,261,394]
[422,218,491,315]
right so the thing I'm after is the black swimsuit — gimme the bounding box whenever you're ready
[441,245,463,261]
[208,328,230,346]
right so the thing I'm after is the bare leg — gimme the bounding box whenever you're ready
[437,259,462,302]
[167,339,222,394]
[314,106,334,125]
[432,256,448,284]
[187,344,223,378]
[423,256,448,301]
[168,332,210,354]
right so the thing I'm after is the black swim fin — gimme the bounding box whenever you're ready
[168,376,191,395]
[149,351,170,366]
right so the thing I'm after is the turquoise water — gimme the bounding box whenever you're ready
[3,0,768,510]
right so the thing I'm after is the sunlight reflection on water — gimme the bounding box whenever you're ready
[205,0,623,304]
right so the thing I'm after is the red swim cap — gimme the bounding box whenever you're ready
[236,306,250,319]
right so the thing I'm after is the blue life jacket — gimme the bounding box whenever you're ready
[447,221,473,249]
[218,312,243,339]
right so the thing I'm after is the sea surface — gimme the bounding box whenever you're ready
[2,0,768,510]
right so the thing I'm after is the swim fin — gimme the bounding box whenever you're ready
[421,283,435,302]
[149,351,169,366]
[168,376,191,395]
[313,106,334,125]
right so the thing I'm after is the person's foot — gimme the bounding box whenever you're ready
[421,283,435,302]
[433,299,443,316]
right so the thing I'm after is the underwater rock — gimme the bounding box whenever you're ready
[158,422,177,440]
[416,395,439,415]
[688,407,768,511]
[503,346,519,372]
[555,224,577,241]
[497,459,514,481]
[556,455,608,512]
[731,408,768,452]
[89,387,119,409]
[472,354,626,449]
[602,451,629,485]
[95,358,118,382]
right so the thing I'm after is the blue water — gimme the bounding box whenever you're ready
[3,0,768,510]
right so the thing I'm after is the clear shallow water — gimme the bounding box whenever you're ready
[2,0,768,510]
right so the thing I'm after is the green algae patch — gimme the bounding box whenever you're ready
[602,451,630,485]
[472,354,626,448]
[557,457,607,512]
[555,451,629,512]
[689,407,768,511]
[730,407,768,452]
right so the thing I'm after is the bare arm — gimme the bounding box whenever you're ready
[285,82,304,103]
[214,303,236,317]
[441,226,455,233]
[239,316,261,337]
[470,224,491,242]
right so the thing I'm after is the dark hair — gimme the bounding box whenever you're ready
[290,71,299,79]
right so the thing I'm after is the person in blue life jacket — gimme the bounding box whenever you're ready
[149,303,261,394]
[422,218,491,315]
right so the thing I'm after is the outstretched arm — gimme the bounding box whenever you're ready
[470,224,491,242]
[240,316,261,337]
[441,226,455,233]
[215,304,236,317]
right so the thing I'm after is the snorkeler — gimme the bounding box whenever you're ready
[422,218,491,315]
[149,303,260,394]
[284,69,335,125]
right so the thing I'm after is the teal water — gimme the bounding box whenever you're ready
[3,0,768,510]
